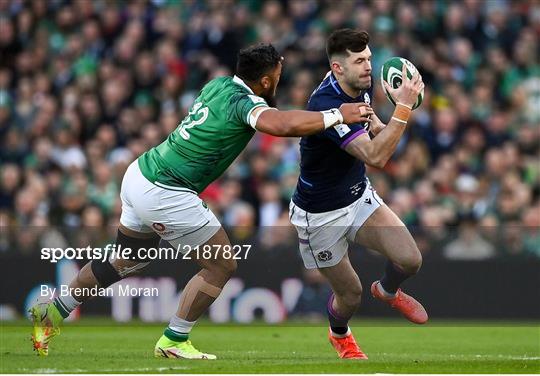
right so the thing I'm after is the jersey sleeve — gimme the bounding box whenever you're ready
[307,95,367,149]
[230,93,270,129]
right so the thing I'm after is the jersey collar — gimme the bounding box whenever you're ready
[329,72,364,101]
[233,75,255,94]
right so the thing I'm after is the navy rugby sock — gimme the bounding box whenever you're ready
[379,261,411,294]
[327,293,349,335]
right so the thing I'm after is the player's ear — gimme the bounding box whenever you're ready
[331,61,343,75]
[260,76,271,90]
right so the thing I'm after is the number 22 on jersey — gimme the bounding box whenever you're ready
[178,101,209,140]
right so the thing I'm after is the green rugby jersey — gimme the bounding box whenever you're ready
[138,76,269,193]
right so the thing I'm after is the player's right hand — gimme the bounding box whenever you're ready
[383,64,424,108]
[339,103,374,125]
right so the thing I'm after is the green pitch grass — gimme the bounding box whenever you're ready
[1,319,539,373]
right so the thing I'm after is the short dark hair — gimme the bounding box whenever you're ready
[326,29,370,60]
[236,44,281,82]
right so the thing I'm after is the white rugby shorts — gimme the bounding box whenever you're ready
[289,178,383,269]
[119,161,220,251]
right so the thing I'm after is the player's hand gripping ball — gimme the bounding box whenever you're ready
[381,57,424,110]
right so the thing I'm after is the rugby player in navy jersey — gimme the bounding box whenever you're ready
[289,29,427,359]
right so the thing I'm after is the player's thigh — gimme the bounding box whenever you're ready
[289,202,351,270]
[161,227,236,286]
[353,204,420,267]
[159,196,222,256]
[191,227,237,277]
[318,252,362,298]
[147,190,236,278]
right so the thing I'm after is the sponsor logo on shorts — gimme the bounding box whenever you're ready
[350,182,364,196]
[364,198,372,205]
[317,250,333,262]
[152,223,166,232]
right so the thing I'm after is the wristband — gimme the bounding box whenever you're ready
[321,108,344,129]
[396,102,412,110]
[391,116,408,124]
[392,103,412,125]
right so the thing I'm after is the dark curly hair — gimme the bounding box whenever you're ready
[235,44,281,82]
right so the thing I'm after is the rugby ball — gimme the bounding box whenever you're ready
[380,57,423,110]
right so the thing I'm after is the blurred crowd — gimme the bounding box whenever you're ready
[0,0,539,259]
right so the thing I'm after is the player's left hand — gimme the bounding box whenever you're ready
[369,114,386,136]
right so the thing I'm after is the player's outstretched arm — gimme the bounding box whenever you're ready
[253,103,373,137]
[344,65,424,168]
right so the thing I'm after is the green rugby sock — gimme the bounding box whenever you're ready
[164,327,189,342]
[52,297,71,319]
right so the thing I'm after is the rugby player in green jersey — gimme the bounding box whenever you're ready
[30,44,373,359]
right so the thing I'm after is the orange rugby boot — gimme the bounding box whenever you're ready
[371,280,428,324]
[328,328,368,360]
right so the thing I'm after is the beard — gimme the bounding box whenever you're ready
[261,93,277,107]
[344,73,372,93]
[350,78,371,92]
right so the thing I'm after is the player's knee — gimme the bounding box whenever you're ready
[336,282,362,307]
[210,258,237,278]
[398,247,422,275]
[222,258,238,276]
[346,287,362,307]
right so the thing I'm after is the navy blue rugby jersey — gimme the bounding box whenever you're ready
[292,72,373,213]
